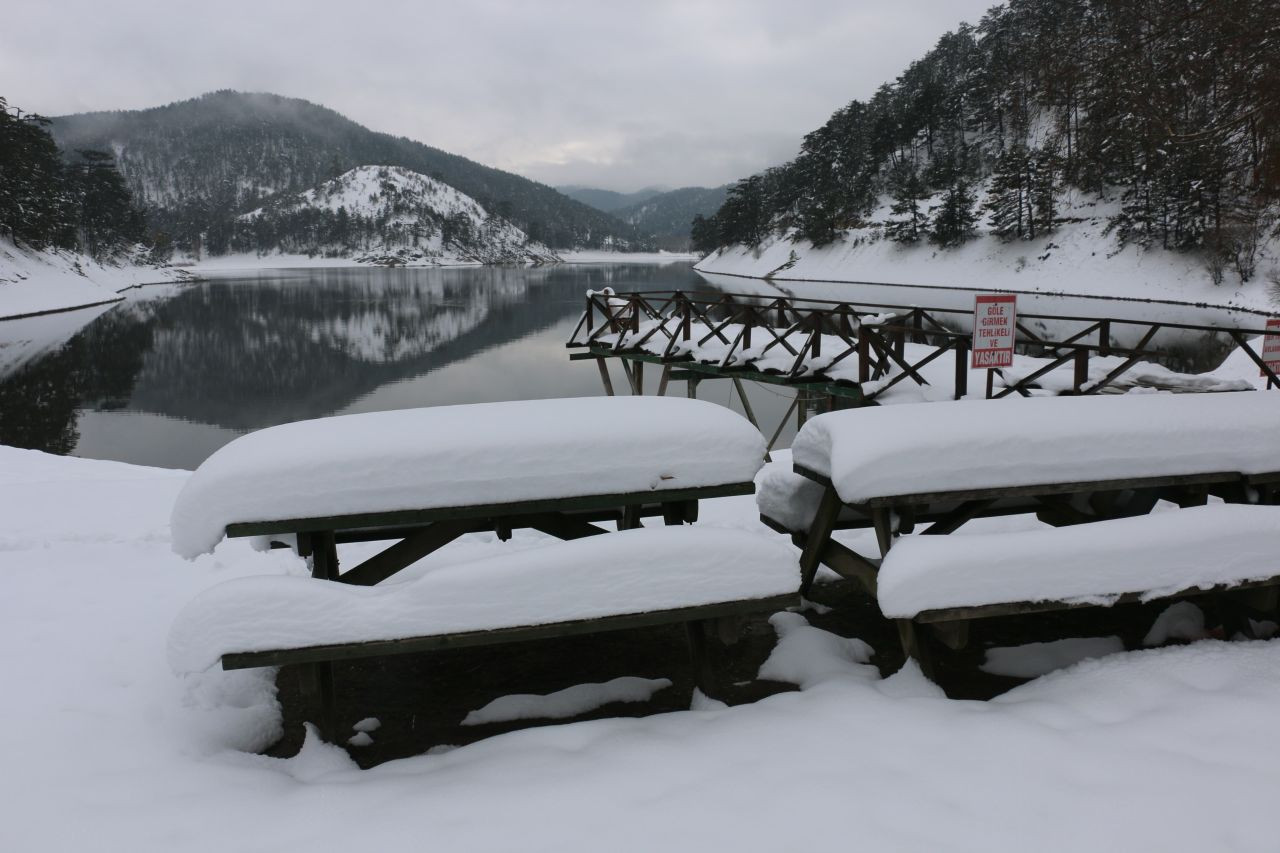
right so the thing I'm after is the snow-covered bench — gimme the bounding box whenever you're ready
[877,505,1280,667]
[171,396,767,585]
[772,391,1280,592]
[757,392,1280,676]
[170,527,800,737]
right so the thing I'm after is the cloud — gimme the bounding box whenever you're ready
[1,0,999,191]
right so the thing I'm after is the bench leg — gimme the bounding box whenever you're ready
[297,661,337,742]
[686,620,721,701]
[930,620,970,651]
[896,619,938,683]
[798,486,842,595]
[306,532,339,581]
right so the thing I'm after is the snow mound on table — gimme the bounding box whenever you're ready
[170,396,766,558]
[792,391,1280,503]
[168,526,799,672]
[754,453,826,533]
[878,504,1280,618]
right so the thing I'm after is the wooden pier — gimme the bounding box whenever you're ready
[567,290,1279,446]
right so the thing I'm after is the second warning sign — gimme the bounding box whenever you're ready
[971,293,1017,369]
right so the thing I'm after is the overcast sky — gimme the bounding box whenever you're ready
[2,0,998,192]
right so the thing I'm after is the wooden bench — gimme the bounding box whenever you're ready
[169,527,801,738]
[758,392,1280,675]
[876,504,1280,671]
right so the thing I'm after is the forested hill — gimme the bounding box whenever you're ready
[698,0,1279,285]
[50,91,642,254]
[615,185,728,250]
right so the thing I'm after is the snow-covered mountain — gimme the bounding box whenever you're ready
[237,166,559,266]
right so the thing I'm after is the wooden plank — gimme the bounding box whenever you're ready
[337,522,470,586]
[859,471,1248,509]
[524,513,611,540]
[815,538,880,595]
[920,499,995,536]
[913,575,1280,624]
[222,593,801,670]
[225,481,757,538]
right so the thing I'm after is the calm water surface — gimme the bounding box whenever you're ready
[0,263,1266,470]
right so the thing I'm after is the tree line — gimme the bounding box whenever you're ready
[0,96,147,259]
[694,0,1279,282]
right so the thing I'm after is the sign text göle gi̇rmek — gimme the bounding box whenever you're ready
[971,294,1017,369]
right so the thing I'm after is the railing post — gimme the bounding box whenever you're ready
[954,339,968,399]
[1073,348,1089,393]
[858,333,870,384]
[1099,320,1111,357]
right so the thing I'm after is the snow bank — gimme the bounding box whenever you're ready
[170,396,766,558]
[792,391,1280,503]
[0,236,187,320]
[878,505,1280,617]
[981,637,1125,678]
[168,526,798,672]
[462,676,673,726]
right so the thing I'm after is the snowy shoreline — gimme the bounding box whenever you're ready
[0,237,191,322]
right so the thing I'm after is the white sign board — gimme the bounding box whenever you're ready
[971,294,1017,369]
[1261,317,1280,377]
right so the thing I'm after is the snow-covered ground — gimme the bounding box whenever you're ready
[5,429,1280,850]
[0,237,190,320]
[697,189,1280,314]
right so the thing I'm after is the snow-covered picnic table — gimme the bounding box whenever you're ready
[169,397,788,739]
[757,392,1280,675]
[171,396,766,579]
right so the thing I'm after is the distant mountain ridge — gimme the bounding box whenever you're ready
[49,91,643,255]
[557,186,667,213]
[614,186,730,250]
[235,165,557,265]
[563,184,729,250]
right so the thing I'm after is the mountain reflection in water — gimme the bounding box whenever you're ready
[0,264,705,468]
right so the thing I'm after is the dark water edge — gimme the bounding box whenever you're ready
[0,262,1262,470]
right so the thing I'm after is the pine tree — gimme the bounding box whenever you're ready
[983,145,1030,240]
[930,178,978,248]
[885,160,928,243]
[1029,143,1062,237]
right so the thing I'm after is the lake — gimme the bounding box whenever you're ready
[0,263,1266,470]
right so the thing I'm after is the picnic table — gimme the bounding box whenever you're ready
[758,392,1280,675]
[171,396,768,579]
[169,396,799,739]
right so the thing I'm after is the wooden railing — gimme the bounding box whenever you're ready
[567,290,1279,400]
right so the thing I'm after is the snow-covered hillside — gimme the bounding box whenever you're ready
[0,237,189,321]
[237,166,559,267]
[697,188,1280,313]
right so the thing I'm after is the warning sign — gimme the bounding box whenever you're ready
[971,294,1017,369]
[1261,317,1280,377]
